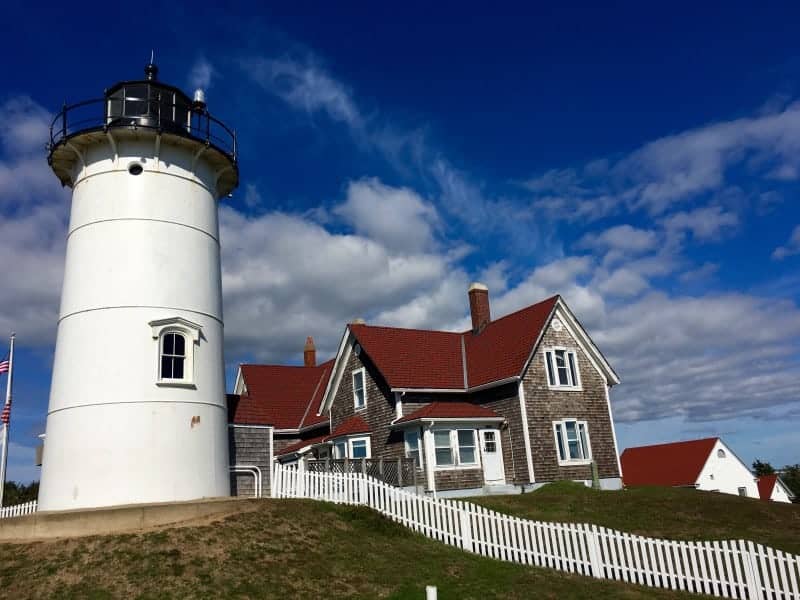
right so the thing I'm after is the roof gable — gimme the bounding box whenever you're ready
[464,295,557,387]
[230,360,333,430]
[621,438,718,487]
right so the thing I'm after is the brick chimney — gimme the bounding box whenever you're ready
[303,336,316,367]
[468,282,491,334]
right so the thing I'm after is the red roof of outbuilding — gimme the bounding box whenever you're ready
[395,401,502,424]
[230,360,334,429]
[620,438,718,487]
[757,475,778,501]
[326,415,371,440]
[348,295,559,391]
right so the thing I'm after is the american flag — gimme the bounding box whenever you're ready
[0,403,9,425]
[0,360,8,374]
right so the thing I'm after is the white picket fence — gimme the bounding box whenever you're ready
[0,500,37,519]
[273,464,800,599]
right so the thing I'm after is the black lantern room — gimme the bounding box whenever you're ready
[47,62,239,196]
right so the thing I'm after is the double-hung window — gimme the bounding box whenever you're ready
[553,419,591,464]
[150,317,201,388]
[332,436,371,459]
[160,332,186,380]
[404,430,422,467]
[545,348,580,389]
[433,429,479,468]
[352,368,366,410]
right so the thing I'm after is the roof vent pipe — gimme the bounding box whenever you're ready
[468,282,491,334]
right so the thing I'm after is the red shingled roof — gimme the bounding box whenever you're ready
[348,325,464,389]
[757,475,778,501]
[395,401,502,424]
[620,438,718,487]
[230,360,334,429]
[348,295,559,391]
[276,434,329,457]
[326,415,371,440]
[464,296,557,387]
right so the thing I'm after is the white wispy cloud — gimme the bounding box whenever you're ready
[188,57,216,90]
[772,224,800,260]
[526,102,800,220]
[243,56,363,129]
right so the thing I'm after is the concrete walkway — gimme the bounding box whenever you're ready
[0,496,262,542]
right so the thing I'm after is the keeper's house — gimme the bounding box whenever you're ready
[228,284,624,497]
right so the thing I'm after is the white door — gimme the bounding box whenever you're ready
[480,429,505,485]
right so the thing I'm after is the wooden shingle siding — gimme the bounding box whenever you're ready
[228,425,272,497]
[330,344,406,461]
[434,468,483,491]
[522,319,620,482]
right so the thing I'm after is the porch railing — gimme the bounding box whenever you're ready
[306,457,420,491]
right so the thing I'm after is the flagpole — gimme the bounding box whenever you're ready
[0,333,15,507]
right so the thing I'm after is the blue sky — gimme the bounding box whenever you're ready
[1,2,799,482]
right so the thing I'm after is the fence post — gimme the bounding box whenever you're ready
[586,524,604,578]
[740,540,764,600]
[459,504,473,553]
[398,458,404,487]
[361,457,366,475]
[379,458,384,480]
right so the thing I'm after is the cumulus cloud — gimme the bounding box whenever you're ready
[0,96,68,345]
[333,178,440,254]
[219,184,470,362]
[595,293,800,421]
[772,224,800,259]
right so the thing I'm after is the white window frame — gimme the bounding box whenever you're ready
[552,419,592,466]
[331,435,371,459]
[432,427,481,470]
[352,367,367,410]
[149,317,201,388]
[404,429,422,468]
[544,347,582,390]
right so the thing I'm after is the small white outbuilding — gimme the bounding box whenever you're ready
[621,437,761,499]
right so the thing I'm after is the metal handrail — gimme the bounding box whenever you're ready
[48,97,237,163]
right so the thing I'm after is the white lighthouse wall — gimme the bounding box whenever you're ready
[39,135,231,511]
[695,439,759,499]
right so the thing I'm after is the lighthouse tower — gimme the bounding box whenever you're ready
[39,62,238,511]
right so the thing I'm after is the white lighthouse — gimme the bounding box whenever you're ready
[38,62,238,511]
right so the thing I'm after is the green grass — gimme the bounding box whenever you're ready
[0,498,695,600]
[470,482,800,555]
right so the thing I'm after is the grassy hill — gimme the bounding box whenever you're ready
[471,482,800,555]
[0,498,693,600]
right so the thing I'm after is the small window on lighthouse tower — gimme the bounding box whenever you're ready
[150,317,202,388]
[160,333,186,380]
